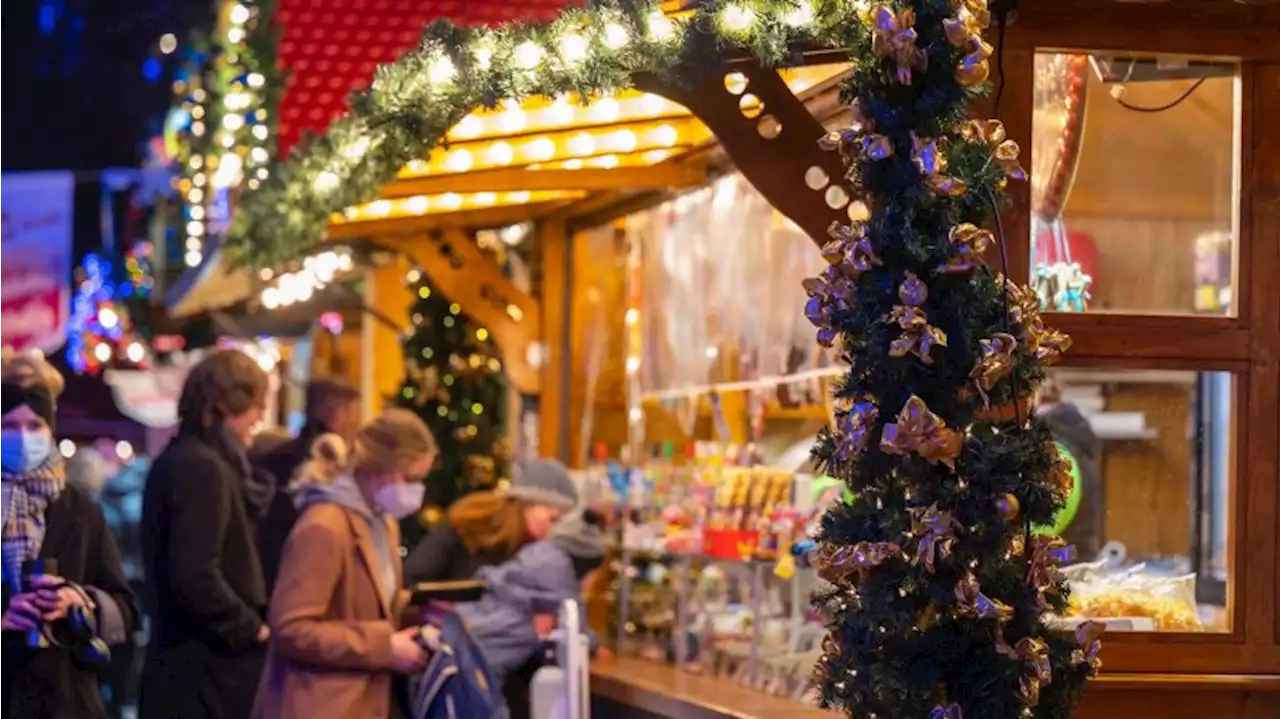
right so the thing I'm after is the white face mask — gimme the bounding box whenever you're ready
[372,481,426,519]
[0,430,52,475]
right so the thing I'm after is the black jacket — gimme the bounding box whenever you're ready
[250,423,326,594]
[403,523,516,585]
[139,429,267,719]
[1,485,138,719]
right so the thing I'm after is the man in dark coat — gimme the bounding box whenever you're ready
[139,350,273,719]
[251,377,359,594]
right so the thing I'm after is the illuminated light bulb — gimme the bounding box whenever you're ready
[476,328,489,341]
[592,154,620,169]
[223,113,245,131]
[184,250,203,267]
[545,97,574,125]
[609,129,637,152]
[186,220,204,237]
[474,192,497,206]
[261,286,281,309]
[643,149,670,164]
[428,55,457,85]
[191,120,205,136]
[185,238,203,251]
[558,32,588,65]
[189,206,205,220]
[159,33,178,55]
[336,253,353,271]
[603,23,629,49]
[255,352,277,372]
[227,27,245,44]
[126,342,146,363]
[452,114,482,139]
[314,171,340,193]
[445,149,473,172]
[567,132,596,157]
[496,105,527,133]
[647,10,674,40]
[625,307,640,326]
[229,4,250,24]
[247,72,265,88]
[704,346,719,359]
[404,195,430,214]
[438,193,462,211]
[366,200,391,217]
[256,167,269,180]
[94,343,112,363]
[626,356,641,374]
[783,1,814,26]
[220,135,236,149]
[562,159,584,170]
[187,188,204,203]
[473,44,494,70]
[589,97,620,122]
[259,267,274,281]
[188,155,203,169]
[250,146,269,163]
[650,124,679,147]
[486,141,514,165]
[639,93,665,115]
[508,191,531,203]
[252,124,269,140]
[59,439,76,458]
[514,41,544,71]
[629,407,643,423]
[722,5,755,32]
[344,136,372,161]
[224,92,250,111]
[98,307,120,330]
[192,172,206,187]
[211,153,243,188]
[191,106,205,119]
[524,137,556,162]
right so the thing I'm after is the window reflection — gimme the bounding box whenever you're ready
[1041,368,1231,632]
[1030,51,1239,316]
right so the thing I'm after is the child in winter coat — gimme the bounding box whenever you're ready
[456,508,605,689]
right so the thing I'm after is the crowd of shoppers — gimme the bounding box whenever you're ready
[2,346,597,718]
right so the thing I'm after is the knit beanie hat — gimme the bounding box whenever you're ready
[550,508,606,579]
[507,458,579,512]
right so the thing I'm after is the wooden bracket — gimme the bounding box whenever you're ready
[391,229,542,394]
[636,62,852,249]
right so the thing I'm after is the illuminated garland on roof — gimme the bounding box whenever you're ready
[227,0,883,268]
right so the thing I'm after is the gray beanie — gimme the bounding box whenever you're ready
[506,458,578,512]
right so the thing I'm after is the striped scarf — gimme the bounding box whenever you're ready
[2,453,67,589]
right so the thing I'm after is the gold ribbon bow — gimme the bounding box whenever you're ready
[999,275,1073,365]
[1027,534,1077,607]
[911,504,959,572]
[823,221,883,277]
[961,120,1027,186]
[970,332,1017,408]
[955,571,1014,621]
[880,395,964,468]
[936,223,993,274]
[1047,444,1076,501]
[803,267,854,347]
[872,6,927,86]
[944,0,992,46]
[885,271,948,364]
[997,636,1053,707]
[1072,621,1105,675]
[834,399,880,462]
[814,540,903,584]
[912,134,967,197]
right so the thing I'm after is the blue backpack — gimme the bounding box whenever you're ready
[405,610,509,719]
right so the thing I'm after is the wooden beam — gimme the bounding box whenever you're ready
[387,229,542,395]
[539,217,572,460]
[636,62,849,249]
[380,160,707,198]
[326,201,575,241]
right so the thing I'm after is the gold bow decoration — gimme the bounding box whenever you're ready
[912,134,967,197]
[814,540,904,585]
[872,6,928,86]
[1072,621,1105,675]
[970,332,1017,408]
[944,1,994,87]
[803,267,855,347]
[822,221,883,277]
[1027,534,1077,608]
[885,271,948,364]
[955,571,1014,621]
[930,702,964,719]
[936,223,993,274]
[880,395,964,468]
[955,35,994,88]
[1047,443,1075,501]
[834,398,880,462]
[1000,275,1073,366]
[996,636,1053,707]
[465,455,496,487]
[820,100,895,163]
[961,119,1027,186]
[911,504,959,572]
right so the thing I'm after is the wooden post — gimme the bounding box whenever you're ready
[539,217,571,461]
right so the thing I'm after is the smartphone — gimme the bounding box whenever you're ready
[409,580,485,605]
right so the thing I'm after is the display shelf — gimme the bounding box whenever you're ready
[591,657,832,719]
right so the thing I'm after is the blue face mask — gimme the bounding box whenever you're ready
[0,431,53,475]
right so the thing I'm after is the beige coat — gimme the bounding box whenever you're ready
[252,503,411,719]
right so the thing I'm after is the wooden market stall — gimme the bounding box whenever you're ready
[169,1,1280,718]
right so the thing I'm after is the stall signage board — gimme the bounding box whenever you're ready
[1,172,74,353]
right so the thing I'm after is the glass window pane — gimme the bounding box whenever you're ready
[1030,51,1239,316]
[1043,367,1232,632]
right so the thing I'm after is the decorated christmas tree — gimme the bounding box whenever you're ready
[396,268,512,522]
[806,1,1101,718]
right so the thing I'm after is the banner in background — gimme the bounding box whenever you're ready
[1,172,75,353]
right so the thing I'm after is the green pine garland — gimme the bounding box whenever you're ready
[224,0,869,269]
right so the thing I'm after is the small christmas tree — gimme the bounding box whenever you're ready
[807,1,1100,718]
[396,269,512,529]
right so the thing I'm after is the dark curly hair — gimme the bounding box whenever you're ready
[177,349,269,430]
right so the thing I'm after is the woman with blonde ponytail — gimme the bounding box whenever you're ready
[252,408,438,718]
